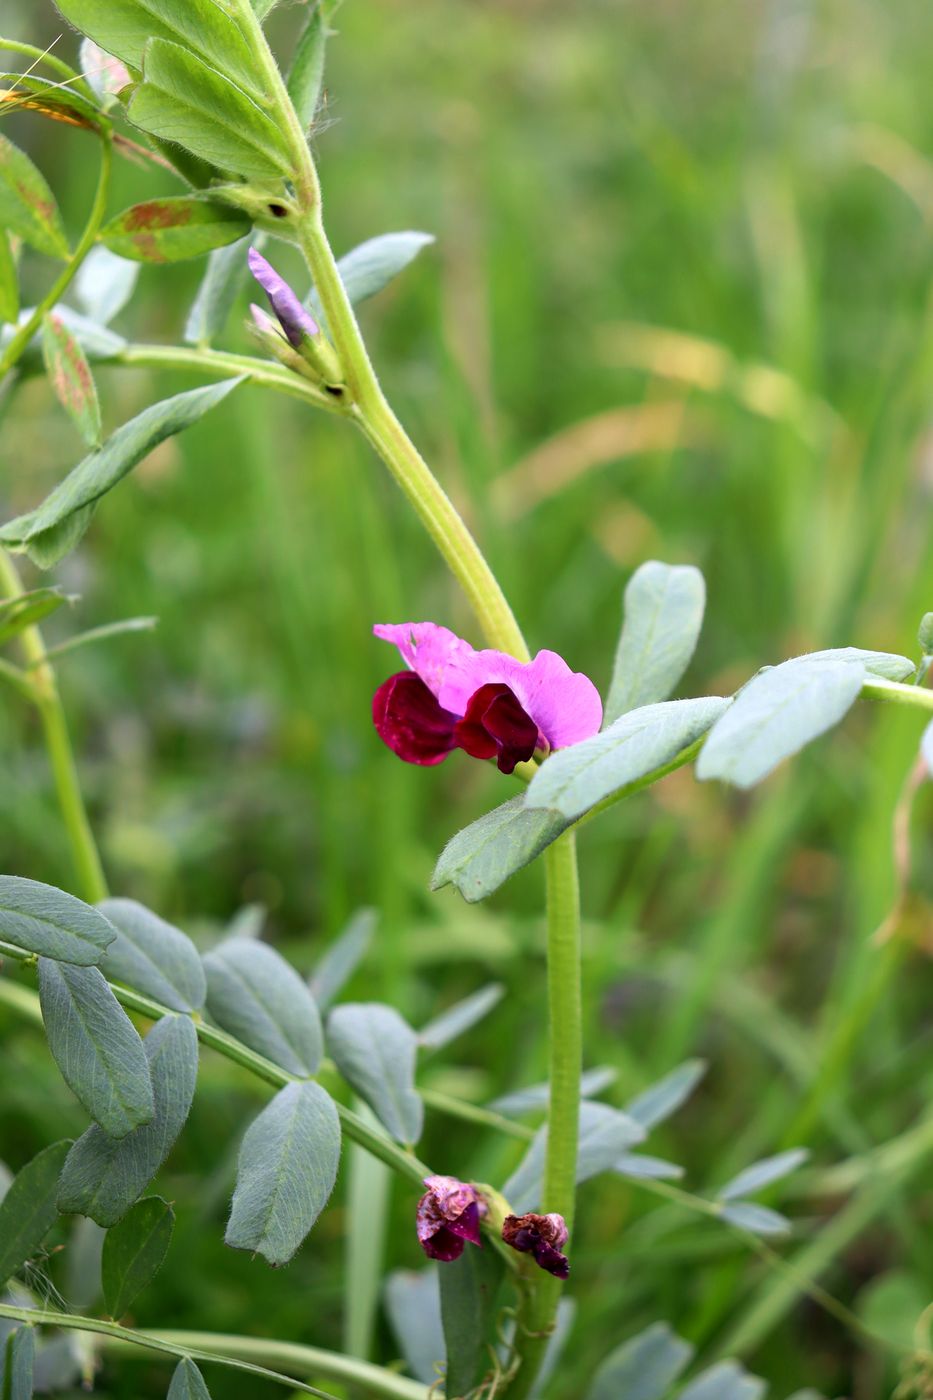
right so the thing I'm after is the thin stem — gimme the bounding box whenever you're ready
[506,832,582,1400]
[295,213,528,660]
[0,135,112,379]
[0,1305,419,1400]
[0,552,107,902]
[861,677,933,713]
[115,343,346,417]
[0,38,87,89]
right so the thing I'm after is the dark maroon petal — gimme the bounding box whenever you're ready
[531,1238,570,1279]
[446,1201,482,1245]
[421,1225,466,1262]
[373,672,460,766]
[501,1212,570,1278]
[454,682,538,774]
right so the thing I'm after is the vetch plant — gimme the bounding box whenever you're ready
[0,3,931,1398]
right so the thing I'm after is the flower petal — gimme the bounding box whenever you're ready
[441,649,602,749]
[372,672,459,765]
[248,249,319,348]
[373,622,475,703]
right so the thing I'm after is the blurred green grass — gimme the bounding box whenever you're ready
[2,0,933,1395]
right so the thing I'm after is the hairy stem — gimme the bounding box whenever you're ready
[0,134,111,379]
[0,551,107,902]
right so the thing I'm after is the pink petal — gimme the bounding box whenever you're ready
[373,623,475,703]
[439,649,602,749]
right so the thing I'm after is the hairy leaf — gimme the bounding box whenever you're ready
[0,135,69,259]
[718,1148,808,1202]
[327,1003,422,1143]
[203,938,323,1075]
[167,1357,212,1400]
[58,1015,198,1226]
[526,697,728,822]
[696,657,866,788]
[625,1059,707,1130]
[614,1153,684,1181]
[0,1141,71,1288]
[308,907,375,1011]
[38,960,154,1138]
[3,1325,35,1400]
[75,246,139,326]
[432,795,569,903]
[184,237,251,345]
[679,1361,766,1400]
[0,589,70,646]
[720,1202,791,1236]
[98,898,205,1012]
[419,983,504,1050]
[586,1320,694,1400]
[504,1102,645,1213]
[605,561,706,724]
[41,312,102,446]
[102,1195,174,1318]
[225,1081,340,1265]
[307,232,434,322]
[287,1,330,128]
[384,1269,444,1386]
[54,0,266,101]
[0,876,115,965]
[101,197,251,263]
[0,230,18,324]
[0,378,241,568]
[128,41,293,183]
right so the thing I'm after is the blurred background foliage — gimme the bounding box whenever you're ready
[1,0,933,1395]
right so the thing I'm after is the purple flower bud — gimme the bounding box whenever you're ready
[249,302,281,337]
[502,1212,570,1279]
[247,248,319,349]
[416,1175,485,1262]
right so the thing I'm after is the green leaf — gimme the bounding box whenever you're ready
[225,1081,340,1265]
[720,1202,791,1236]
[100,197,251,264]
[614,1153,683,1182]
[75,246,139,326]
[184,237,251,346]
[0,230,18,325]
[384,1269,444,1386]
[679,1361,766,1400]
[625,1060,706,1130]
[490,1065,618,1116]
[0,876,115,965]
[203,938,323,1075]
[0,135,69,259]
[127,40,293,183]
[431,795,570,903]
[504,1102,645,1213]
[307,231,435,322]
[795,646,915,681]
[327,1003,422,1144]
[38,959,154,1139]
[39,615,157,666]
[0,378,242,569]
[718,1148,808,1202]
[605,561,706,724]
[41,312,102,447]
[54,0,267,102]
[0,71,104,128]
[0,589,71,646]
[526,696,728,823]
[439,1244,504,1399]
[419,983,504,1050]
[308,907,375,1011]
[696,657,866,789]
[0,1141,71,1289]
[102,1195,174,1318]
[3,1325,35,1400]
[98,898,206,1012]
[287,1,331,129]
[167,1358,212,1400]
[58,1015,198,1227]
[586,1321,694,1400]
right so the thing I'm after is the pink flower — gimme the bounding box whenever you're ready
[372,622,602,774]
[416,1175,485,1262]
[502,1212,570,1279]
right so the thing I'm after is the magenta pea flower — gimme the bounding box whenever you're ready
[372,622,602,774]
[248,248,319,349]
[416,1175,485,1262]
[501,1212,570,1279]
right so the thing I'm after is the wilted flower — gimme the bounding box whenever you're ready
[416,1174,485,1262]
[501,1212,570,1279]
[248,248,319,349]
[373,622,602,774]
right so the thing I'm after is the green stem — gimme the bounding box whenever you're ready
[861,677,933,713]
[506,833,582,1400]
[115,343,345,417]
[0,1305,425,1400]
[0,552,107,902]
[0,38,89,90]
[0,134,112,379]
